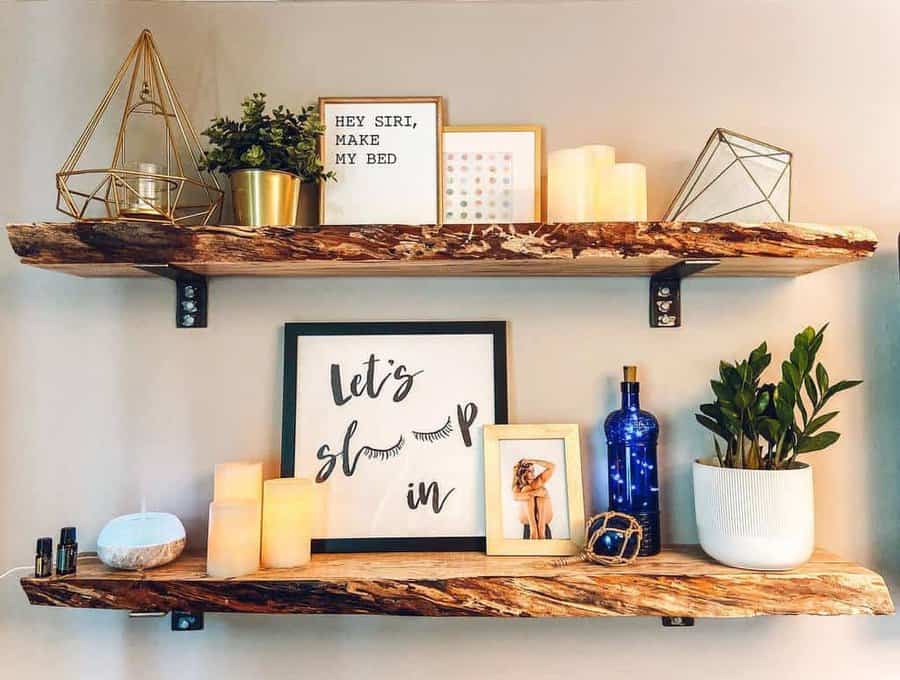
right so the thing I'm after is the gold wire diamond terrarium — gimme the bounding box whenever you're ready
[664,128,792,223]
[56,29,222,225]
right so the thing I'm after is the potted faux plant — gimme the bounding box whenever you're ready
[693,325,861,570]
[201,92,334,227]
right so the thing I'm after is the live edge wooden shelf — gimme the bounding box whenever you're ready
[20,547,894,620]
[6,220,877,278]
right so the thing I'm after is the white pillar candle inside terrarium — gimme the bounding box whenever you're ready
[119,161,165,217]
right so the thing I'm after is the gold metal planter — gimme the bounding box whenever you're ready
[230,169,301,227]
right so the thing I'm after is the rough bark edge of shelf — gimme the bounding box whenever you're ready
[6,220,877,279]
[20,547,894,618]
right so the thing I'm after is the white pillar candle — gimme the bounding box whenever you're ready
[206,500,261,578]
[214,462,263,504]
[581,145,617,220]
[610,163,648,221]
[261,478,315,569]
[548,148,598,223]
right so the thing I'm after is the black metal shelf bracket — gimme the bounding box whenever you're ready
[138,265,208,329]
[649,259,720,328]
[661,616,695,627]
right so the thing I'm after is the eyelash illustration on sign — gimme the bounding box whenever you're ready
[412,416,455,443]
[359,435,406,461]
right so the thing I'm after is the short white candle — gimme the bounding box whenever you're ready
[214,461,263,504]
[206,500,261,578]
[610,163,648,221]
[261,478,315,569]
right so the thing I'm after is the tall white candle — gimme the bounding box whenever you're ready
[261,478,315,569]
[214,462,263,504]
[548,148,597,223]
[581,145,617,220]
[206,500,261,578]
[610,163,648,221]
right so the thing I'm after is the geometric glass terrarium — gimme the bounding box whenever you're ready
[56,29,222,225]
[664,128,791,223]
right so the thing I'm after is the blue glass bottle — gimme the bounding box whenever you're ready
[604,366,660,556]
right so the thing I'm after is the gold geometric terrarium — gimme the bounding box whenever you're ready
[56,29,222,224]
[664,128,791,223]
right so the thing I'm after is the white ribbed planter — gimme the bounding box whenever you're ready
[693,458,814,570]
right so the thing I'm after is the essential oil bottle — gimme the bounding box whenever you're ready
[604,366,661,556]
[56,527,78,576]
[35,537,52,578]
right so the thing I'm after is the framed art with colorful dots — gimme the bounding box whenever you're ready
[442,125,542,224]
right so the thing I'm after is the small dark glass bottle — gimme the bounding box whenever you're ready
[35,537,52,578]
[604,366,661,556]
[56,527,78,576]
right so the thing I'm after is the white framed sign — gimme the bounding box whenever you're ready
[318,97,443,226]
[281,321,508,552]
[442,125,543,224]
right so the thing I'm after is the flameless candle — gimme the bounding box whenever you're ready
[548,148,597,223]
[206,500,261,578]
[610,163,648,221]
[261,478,315,568]
[214,461,263,504]
[581,145,617,220]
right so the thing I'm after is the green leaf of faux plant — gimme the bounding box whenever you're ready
[696,414,730,441]
[782,361,801,389]
[795,431,840,454]
[806,411,839,435]
[790,345,809,376]
[826,380,864,399]
[816,363,829,395]
[804,375,819,407]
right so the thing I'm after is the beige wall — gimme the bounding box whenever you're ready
[1,0,898,677]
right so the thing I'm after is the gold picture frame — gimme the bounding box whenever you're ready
[318,96,444,226]
[442,124,543,224]
[483,424,585,556]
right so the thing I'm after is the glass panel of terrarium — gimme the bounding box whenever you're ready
[740,153,788,197]
[715,201,781,223]
[676,162,765,222]
[769,166,791,219]
[675,140,737,213]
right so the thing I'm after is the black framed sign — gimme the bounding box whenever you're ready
[281,321,508,552]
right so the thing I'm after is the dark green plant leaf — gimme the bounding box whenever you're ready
[782,361,801,389]
[825,379,863,400]
[790,345,809,376]
[795,431,840,454]
[754,389,771,415]
[816,363,829,395]
[806,411,839,435]
[804,375,819,407]
[711,380,733,402]
[696,414,730,441]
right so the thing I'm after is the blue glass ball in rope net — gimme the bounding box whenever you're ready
[585,512,643,564]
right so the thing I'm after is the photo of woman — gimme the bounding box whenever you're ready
[512,458,555,539]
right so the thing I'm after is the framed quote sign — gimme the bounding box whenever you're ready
[319,96,443,226]
[281,321,508,552]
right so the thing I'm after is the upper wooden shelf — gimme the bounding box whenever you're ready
[20,546,893,618]
[6,220,877,278]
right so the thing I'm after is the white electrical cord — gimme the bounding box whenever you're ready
[1,552,100,581]
[0,565,32,581]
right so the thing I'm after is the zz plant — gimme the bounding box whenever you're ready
[696,325,861,470]
[200,92,335,182]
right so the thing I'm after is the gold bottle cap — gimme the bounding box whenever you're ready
[623,365,638,382]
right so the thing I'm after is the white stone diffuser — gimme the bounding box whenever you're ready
[97,512,186,570]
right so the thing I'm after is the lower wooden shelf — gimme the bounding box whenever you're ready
[20,546,894,618]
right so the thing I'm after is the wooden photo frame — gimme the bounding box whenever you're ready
[319,96,443,226]
[281,321,508,553]
[483,424,585,556]
[442,125,542,224]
